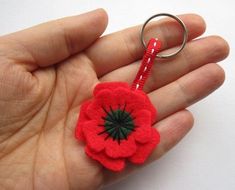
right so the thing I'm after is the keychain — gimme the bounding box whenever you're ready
[75,13,188,172]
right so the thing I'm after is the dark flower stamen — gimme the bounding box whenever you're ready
[98,105,135,143]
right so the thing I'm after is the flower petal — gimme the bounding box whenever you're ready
[94,82,130,96]
[105,135,137,158]
[114,88,142,109]
[82,120,105,152]
[133,90,157,123]
[133,110,152,144]
[128,128,160,164]
[75,100,91,141]
[140,90,157,123]
[114,88,157,123]
[85,146,125,172]
[86,89,117,121]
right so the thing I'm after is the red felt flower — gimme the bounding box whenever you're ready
[75,82,160,171]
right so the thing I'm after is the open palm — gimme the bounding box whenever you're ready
[0,9,229,190]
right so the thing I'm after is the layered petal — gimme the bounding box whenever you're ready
[133,110,152,144]
[82,120,105,152]
[85,147,125,172]
[128,128,160,164]
[139,90,157,123]
[75,100,91,141]
[86,89,117,121]
[114,88,156,122]
[94,82,130,96]
[135,90,157,123]
[105,135,137,158]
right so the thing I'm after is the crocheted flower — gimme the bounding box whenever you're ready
[75,82,160,171]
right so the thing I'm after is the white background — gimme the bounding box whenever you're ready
[0,0,234,190]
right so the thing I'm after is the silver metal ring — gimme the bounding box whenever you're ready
[140,13,188,58]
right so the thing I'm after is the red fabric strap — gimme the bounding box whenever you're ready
[131,38,161,90]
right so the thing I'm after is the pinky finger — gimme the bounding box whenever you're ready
[149,109,194,162]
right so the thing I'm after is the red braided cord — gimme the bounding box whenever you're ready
[131,38,161,90]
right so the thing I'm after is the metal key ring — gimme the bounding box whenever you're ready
[140,13,188,59]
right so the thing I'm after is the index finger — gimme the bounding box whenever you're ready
[85,14,206,77]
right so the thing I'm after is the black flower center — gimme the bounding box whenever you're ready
[98,105,135,144]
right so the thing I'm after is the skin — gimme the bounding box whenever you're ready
[0,8,229,190]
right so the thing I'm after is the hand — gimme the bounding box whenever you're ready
[0,9,229,190]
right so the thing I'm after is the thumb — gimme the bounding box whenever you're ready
[0,8,108,71]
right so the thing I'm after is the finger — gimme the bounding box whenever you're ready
[0,8,108,71]
[150,110,194,161]
[103,109,194,185]
[85,14,206,77]
[150,63,225,121]
[100,36,229,93]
